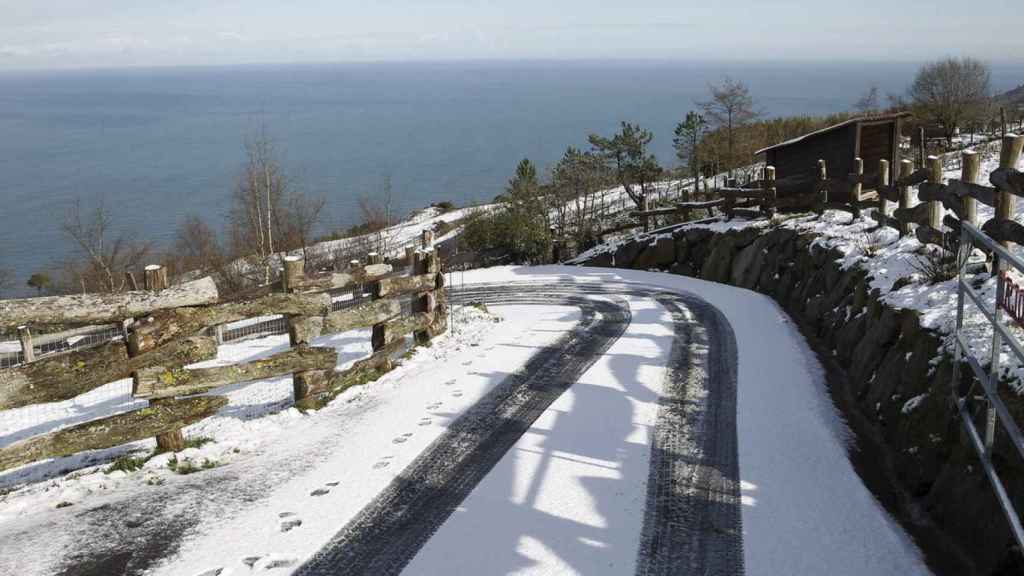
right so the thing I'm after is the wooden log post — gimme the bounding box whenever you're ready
[763,166,777,217]
[816,159,828,216]
[877,159,890,223]
[925,156,943,232]
[996,134,1024,249]
[367,252,383,266]
[850,157,863,218]
[17,325,35,364]
[405,245,417,274]
[140,264,186,453]
[282,255,304,293]
[962,150,981,226]
[898,159,914,236]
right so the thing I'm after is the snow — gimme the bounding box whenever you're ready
[436,266,931,576]
[405,294,672,575]
[902,394,929,414]
[0,265,931,575]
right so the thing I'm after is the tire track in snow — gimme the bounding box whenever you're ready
[296,282,743,576]
[294,293,630,575]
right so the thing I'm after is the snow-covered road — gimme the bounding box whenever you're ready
[0,266,934,575]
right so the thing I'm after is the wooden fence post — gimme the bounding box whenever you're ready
[961,150,980,226]
[925,156,943,231]
[877,159,890,223]
[144,264,168,292]
[405,245,417,274]
[141,264,186,453]
[422,230,434,249]
[851,157,863,217]
[17,325,35,364]
[996,134,1024,249]
[816,159,828,216]
[763,165,776,217]
[282,255,304,293]
[898,160,914,236]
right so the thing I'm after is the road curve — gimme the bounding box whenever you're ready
[295,281,743,576]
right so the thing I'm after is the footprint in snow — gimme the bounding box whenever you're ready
[194,569,222,576]
[373,456,393,469]
[280,517,303,532]
[426,402,443,410]
[310,487,330,496]
[243,556,261,568]
[418,417,432,426]
[452,391,463,398]
[256,555,299,570]
[444,379,456,386]
[326,481,340,487]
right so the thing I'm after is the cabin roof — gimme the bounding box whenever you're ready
[754,111,911,156]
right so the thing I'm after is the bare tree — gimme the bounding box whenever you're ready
[854,85,881,115]
[227,129,289,285]
[60,197,151,293]
[357,176,395,255]
[280,191,327,260]
[909,57,991,146]
[700,77,760,174]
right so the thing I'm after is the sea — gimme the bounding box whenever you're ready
[1,59,1023,294]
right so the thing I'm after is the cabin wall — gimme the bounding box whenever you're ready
[858,122,895,188]
[770,125,854,197]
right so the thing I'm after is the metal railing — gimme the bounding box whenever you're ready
[954,220,1024,549]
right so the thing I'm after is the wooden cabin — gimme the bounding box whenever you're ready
[755,112,910,202]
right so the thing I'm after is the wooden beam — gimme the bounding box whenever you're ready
[323,298,401,334]
[918,182,968,220]
[129,292,331,354]
[898,160,914,236]
[895,167,929,187]
[0,276,219,332]
[915,225,947,249]
[0,336,217,411]
[925,156,943,230]
[0,396,228,473]
[293,339,405,411]
[373,273,438,298]
[893,203,933,227]
[288,264,393,294]
[961,150,981,225]
[717,188,768,199]
[990,168,1024,199]
[983,218,1024,247]
[133,346,338,400]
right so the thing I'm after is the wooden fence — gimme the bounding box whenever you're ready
[0,230,447,474]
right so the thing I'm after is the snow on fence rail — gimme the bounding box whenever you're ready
[0,231,447,475]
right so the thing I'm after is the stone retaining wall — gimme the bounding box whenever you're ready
[577,224,1022,575]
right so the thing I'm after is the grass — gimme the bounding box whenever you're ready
[104,455,148,475]
[167,455,220,475]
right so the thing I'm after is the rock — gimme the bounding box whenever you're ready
[700,235,736,284]
[849,307,900,396]
[631,242,659,269]
[654,236,675,268]
[613,240,642,268]
[669,261,696,277]
[730,234,768,289]
[587,252,613,268]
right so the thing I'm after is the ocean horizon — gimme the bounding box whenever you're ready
[2,58,1023,294]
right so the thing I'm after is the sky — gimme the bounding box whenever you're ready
[1,0,1023,71]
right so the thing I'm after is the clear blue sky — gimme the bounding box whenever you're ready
[2,0,1022,70]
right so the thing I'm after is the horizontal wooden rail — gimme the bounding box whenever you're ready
[129,292,331,354]
[991,168,1024,198]
[0,276,218,331]
[0,336,217,411]
[294,339,405,411]
[0,395,227,473]
[717,188,768,199]
[323,299,401,334]
[133,345,338,400]
[373,273,440,298]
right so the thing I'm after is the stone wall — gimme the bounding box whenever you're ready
[576,224,1023,575]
